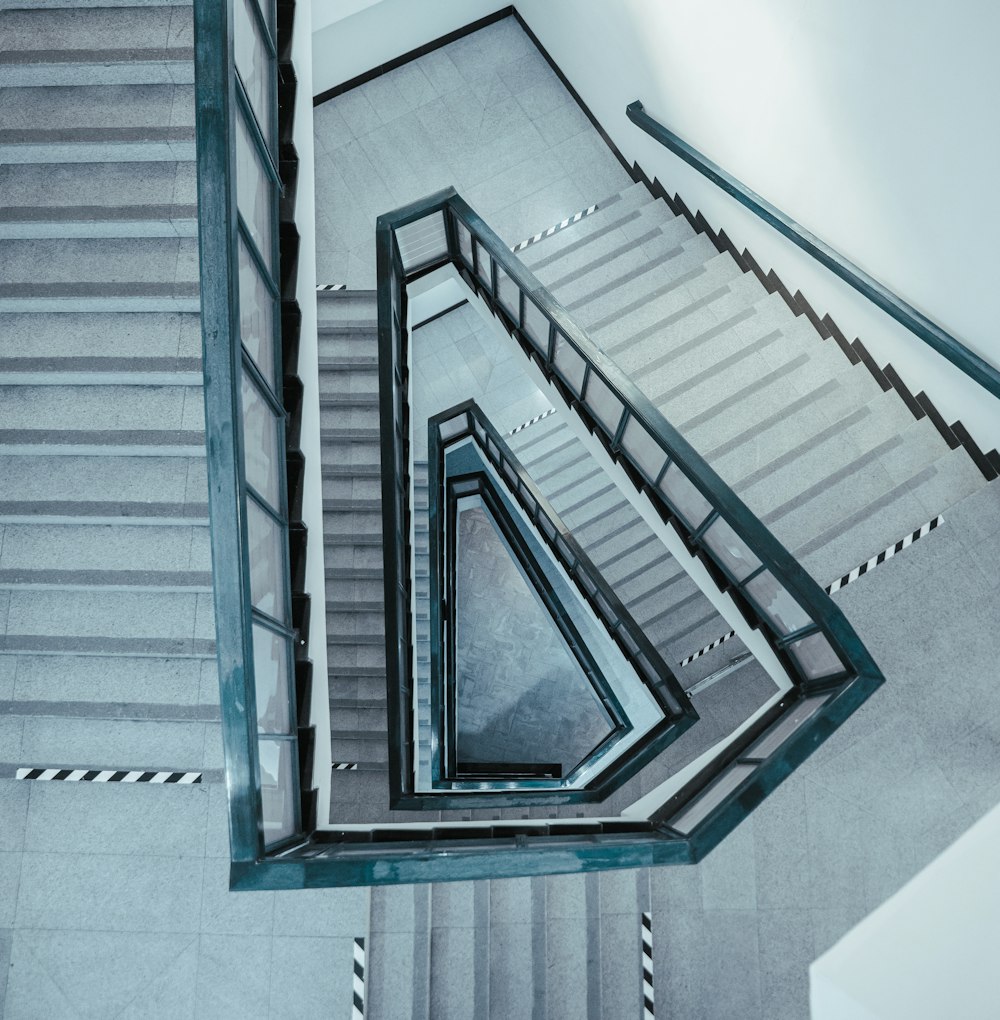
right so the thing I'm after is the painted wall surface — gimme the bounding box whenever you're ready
[291,0,333,820]
[810,799,1000,1019]
[516,0,1000,449]
[312,0,385,35]
[311,0,502,96]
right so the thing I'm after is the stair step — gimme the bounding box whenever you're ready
[1,5,194,87]
[519,182,652,269]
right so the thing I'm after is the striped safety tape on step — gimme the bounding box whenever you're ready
[332,762,359,771]
[826,515,943,594]
[506,407,557,437]
[16,767,201,784]
[511,204,599,252]
[641,912,655,1019]
[351,937,366,1020]
[678,515,945,668]
[317,283,348,291]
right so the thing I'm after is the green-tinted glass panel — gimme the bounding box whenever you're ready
[787,632,845,680]
[553,333,586,395]
[238,237,276,386]
[584,372,623,436]
[657,463,712,529]
[620,416,666,483]
[241,373,281,509]
[234,0,274,146]
[258,738,297,844]
[701,517,762,583]
[252,623,291,734]
[743,570,811,636]
[235,110,274,270]
[246,497,287,622]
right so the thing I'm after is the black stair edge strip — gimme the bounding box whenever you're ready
[313,6,517,106]
[628,157,1000,480]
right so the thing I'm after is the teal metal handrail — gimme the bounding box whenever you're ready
[215,177,884,888]
[626,99,1000,401]
[422,399,697,800]
[195,0,305,869]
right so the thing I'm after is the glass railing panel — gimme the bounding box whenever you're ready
[241,374,282,507]
[246,498,287,622]
[258,738,298,846]
[656,462,712,529]
[496,266,520,323]
[742,570,812,636]
[252,622,292,734]
[619,415,668,483]
[701,517,762,583]
[474,242,493,291]
[787,632,846,679]
[237,237,277,386]
[553,332,586,395]
[234,110,274,269]
[523,299,550,355]
[395,212,448,272]
[234,0,274,147]
[455,218,474,270]
[583,371,624,436]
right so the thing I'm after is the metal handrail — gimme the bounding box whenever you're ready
[625,99,1000,401]
[421,400,700,798]
[445,192,881,696]
[432,399,690,720]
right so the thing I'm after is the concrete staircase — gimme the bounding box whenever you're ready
[364,870,653,1020]
[519,182,986,591]
[0,0,219,796]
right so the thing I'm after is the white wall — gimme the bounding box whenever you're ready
[291,0,333,822]
[312,0,385,35]
[810,799,1000,1019]
[516,0,1000,451]
[311,0,502,97]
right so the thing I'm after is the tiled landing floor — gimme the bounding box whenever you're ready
[312,15,632,286]
[410,301,550,459]
[454,504,612,773]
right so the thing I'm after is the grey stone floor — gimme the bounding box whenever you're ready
[454,504,613,773]
[312,16,631,287]
[410,300,551,458]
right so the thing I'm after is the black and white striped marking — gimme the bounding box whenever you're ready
[826,515,943,594]
[641,912,654,1019]
[679,630,736,668]
[332,762,359,771]
[352,937,366,1020]
[16,767,201,784]
[678,516,945,668]
[506,407,557,437]
[317,283,347,291]
[510,204,598,252]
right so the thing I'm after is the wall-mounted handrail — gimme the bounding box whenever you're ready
[625,99,1000,401]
